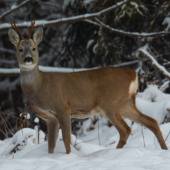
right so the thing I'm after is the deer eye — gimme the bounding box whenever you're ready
[19,49,23,52]
[32,48,36,51]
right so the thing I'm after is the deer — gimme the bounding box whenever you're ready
[8,19,168,154]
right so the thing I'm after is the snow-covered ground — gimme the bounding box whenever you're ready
[1,85,170,170]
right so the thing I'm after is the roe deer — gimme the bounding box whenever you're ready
[8,20,168,154]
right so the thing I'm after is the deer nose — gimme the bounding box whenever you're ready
[24,57,33,62]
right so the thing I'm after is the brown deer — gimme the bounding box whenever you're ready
[8,20,168,154]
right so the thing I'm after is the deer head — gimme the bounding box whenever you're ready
[8,19,43,70]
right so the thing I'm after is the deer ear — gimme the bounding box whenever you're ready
[8,28,20,46]
[33,27,43,45]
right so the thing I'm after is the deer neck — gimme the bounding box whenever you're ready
[20,65,43,95]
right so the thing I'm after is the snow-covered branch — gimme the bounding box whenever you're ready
[1,0,169,38]
[94,18,170,37]
[0,0,129,32]
[0,47,15,54]
[139,44,170,79]
[0,59,144,76]
[0,0,32,20]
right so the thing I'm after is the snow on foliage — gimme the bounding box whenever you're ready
[136,85,170,124]
[93,43,99,54]
[86,39,94,49]
[163,17,170,31]
[160,81,170,92]
[11,4,17,10]
[0,128,45,158]
[139,44,170,79]
[137,85,170,102]
[34,117,39,123]
[27,113,30,119]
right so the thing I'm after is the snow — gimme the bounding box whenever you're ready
[163,17,170,31]
[93,43,99,53]
[83,0,96,5]
[86,39,94,49]
[160,81,170,92]
[0,66,91,74]
[11,4,17,10]
[1,85,170,169]
[19,113,30,119]
[34,117,39,123]
[27,113,30,119]
[136,85,170,124]
[1,59,146,75]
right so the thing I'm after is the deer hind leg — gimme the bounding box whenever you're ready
[47,118,60,153]
[114,116,131,148]
[120,99,168,150]
[99,105,131,148]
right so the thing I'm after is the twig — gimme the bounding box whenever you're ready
[154,137,158,148]
[94,18,170,37]
[98,121,101,146]
[0,111,34,127]
[141,125,145,147]
[3,117,8,138]
[24,102,28,127]
[165,130,170,141]
[0,115,13,136]
[74,138,99,146]
[38,123,39,144]
[0,129,8,138]
[0,0,32,20]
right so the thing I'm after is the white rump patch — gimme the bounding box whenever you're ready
[129,73,138,95]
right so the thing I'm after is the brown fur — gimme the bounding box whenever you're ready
[8,27,168,154]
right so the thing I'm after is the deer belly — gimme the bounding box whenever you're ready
[71,107,100,119]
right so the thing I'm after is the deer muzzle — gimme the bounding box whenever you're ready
[24,57,33,65]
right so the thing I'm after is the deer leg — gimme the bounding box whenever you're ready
[58,113,71,154]
[47,118,60,153]
[30,105,60,153]
[133,107,168,150]
[109,114,131,148]
[120,102,168,150]
[99,105,131,148]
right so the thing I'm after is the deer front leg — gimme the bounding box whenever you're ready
[47,118,60,153]
[31,105,60,153]
[58,113,71,154]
